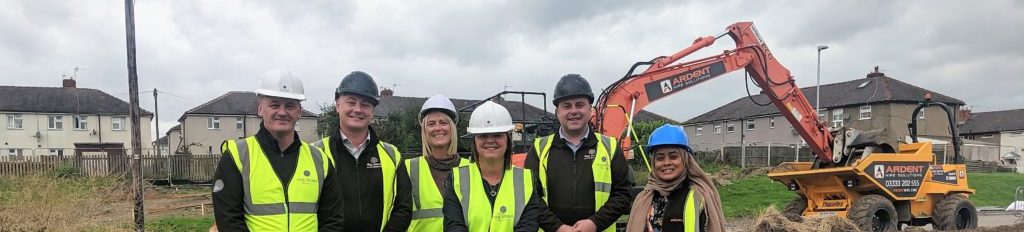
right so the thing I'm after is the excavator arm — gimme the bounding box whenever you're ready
[594,22,837,163]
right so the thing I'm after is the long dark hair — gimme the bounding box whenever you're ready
[469,132,514,169]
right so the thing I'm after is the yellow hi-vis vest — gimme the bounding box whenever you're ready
[452,164,535,232]
[222,136,329,231]
[682,188,706,232]
[534,133,617,232]
[312,137,401,232]
[405,156,469,231]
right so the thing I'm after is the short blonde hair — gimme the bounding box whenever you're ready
[420,113,458,156]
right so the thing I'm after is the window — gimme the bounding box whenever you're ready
[746,119,755,131]
[981,134,993,139]
[696,126,703,136]
[818,112,827,122]
[859,105,872,120]
[726,123,735,133]
[6,114,22,129]
[208,117,220,129]
[713,123,722,134]
[49,149,64,156]
[295,121,301,131]
[770,117,775,128]
[235,117,244,130]
[111,117,125,130]
[73,116,88,130]
[7,149,22,156]
[832,109,844,128]
[48,115,63,130]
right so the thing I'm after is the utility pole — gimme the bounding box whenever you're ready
[123,0,145,230]
[154,89,169,184]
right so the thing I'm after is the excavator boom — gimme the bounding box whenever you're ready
[594,22,836,163]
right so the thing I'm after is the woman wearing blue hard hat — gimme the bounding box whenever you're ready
[625,124,726,232]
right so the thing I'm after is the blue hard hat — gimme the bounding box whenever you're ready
[646,124,693,154]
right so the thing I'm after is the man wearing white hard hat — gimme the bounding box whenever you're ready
[212,69,343,231]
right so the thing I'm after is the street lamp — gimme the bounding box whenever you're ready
[816,45,829,113]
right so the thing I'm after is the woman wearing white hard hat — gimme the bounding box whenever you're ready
[405,94,470,231]
[442,101,540,232]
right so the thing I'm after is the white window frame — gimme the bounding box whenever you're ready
[295,121,301,131]
[7,149,22,156]
[49,149,64,156]
[111,117,126,131]
[208,117,220,129]
[235,117,244,131]
[713,123,722,134]
[859,105,872,120]
[832,109,844,128]
[770,117,775,129]
[696,126,703,136]
[818,112,827,123]
[73,116,88,130]
[980,134,993,139]
[7,114,23,129]
[48,115,64,130]
[726,122,735,133]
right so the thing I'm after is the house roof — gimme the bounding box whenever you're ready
[683,72,964,125]
[0,85,153,116]
[179,91,317,122]
[375,95,678,124]
[959,109,1024,135]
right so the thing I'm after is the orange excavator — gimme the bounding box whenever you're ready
[589,22,977,231]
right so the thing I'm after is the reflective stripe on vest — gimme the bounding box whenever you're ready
[406,156,469,231]
[224,136,328,231]
[452,165,534,232]
[684,188,705,232]
[535,133,617,232]
[312,137,401,232]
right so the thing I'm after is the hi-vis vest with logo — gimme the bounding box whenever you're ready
[405,156,470,231]
[452,165,535,232]
[312,137,401,232]
[534,132,617,232]
[222,136,329,231]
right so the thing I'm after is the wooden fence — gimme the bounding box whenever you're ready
[0,150,219,183]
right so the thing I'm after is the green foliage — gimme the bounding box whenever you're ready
[316,103,467,155]
[719,176,797,218]
[146,216,214,232]
[48,163,80,178]
[965,172,1024,207]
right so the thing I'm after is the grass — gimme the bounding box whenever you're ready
[146,216,214,232]
[719,176,796,218]
[967,172,1024,207]
[716,171,1024,218]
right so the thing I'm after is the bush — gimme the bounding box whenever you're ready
[48,163,79,178]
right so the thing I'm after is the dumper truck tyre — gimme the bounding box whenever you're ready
[849,194,898,232]
[933,193,978,230]
[783,197,807,216]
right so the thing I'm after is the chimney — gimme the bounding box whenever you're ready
[866,66,885,78]
[62,76,76,88]
[957,108,972,124]
[380,88,394,97]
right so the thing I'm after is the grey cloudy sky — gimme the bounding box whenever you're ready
[2,0,1022,138]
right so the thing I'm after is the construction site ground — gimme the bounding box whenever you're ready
[1,168,1021,231]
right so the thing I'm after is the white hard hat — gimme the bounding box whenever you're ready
[467,101,514,134]
[255,68,306,101]
[420,94,458,121]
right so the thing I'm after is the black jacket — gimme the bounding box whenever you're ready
[441,167,541,232]
[524,128,634,231]
[327,127,413,232]
[212,124,343,231]
[645,182,707,232]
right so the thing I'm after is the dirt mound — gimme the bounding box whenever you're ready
[750,207,861,232]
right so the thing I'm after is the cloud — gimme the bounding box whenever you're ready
[0,0,1021,140]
